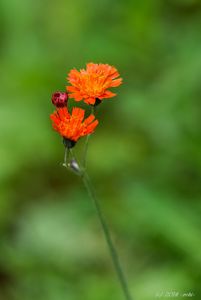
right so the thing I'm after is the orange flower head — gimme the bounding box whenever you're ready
[50,107,98,146]
[67,62,122,105]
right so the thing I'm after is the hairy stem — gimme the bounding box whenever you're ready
[82,106,96,168]
[81,171,133,300]
[82,134,90,169]
[63,147,69,167]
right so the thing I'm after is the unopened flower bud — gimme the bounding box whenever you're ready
[52,92,68,108]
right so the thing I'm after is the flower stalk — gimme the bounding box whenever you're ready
[81,171,133,300]
[65,147,133,300]
[82,134,90,169]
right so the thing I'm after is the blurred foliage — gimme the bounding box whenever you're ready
[0,0,201,299]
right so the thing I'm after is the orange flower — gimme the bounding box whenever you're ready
[67,63,122,105]
[50,107,98,144]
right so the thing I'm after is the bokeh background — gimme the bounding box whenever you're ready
[0,0,201,299]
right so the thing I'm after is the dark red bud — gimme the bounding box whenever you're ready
[52,92,68,108]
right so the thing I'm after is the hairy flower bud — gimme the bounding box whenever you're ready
[52,92,68,108]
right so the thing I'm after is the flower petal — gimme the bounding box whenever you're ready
[67,63,122,104]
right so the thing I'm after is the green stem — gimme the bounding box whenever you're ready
[63,147,69,167]
[68,140,132,300]
[81,171,133,300]
[91,105,95,115]
[82,106,96,169]
[82,134,90,169]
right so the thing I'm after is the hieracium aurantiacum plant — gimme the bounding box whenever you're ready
[50,63,133,300]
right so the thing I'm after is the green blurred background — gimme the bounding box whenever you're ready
[0,0,201,299]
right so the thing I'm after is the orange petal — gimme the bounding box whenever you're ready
[67,86,79,92]
[100,90,116,99]
[84,114,95,126]
[110,78,122,87]
[72,107,84,119]
[69,93,83,101]
[86,119,99,134]
[84,97,96,105]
